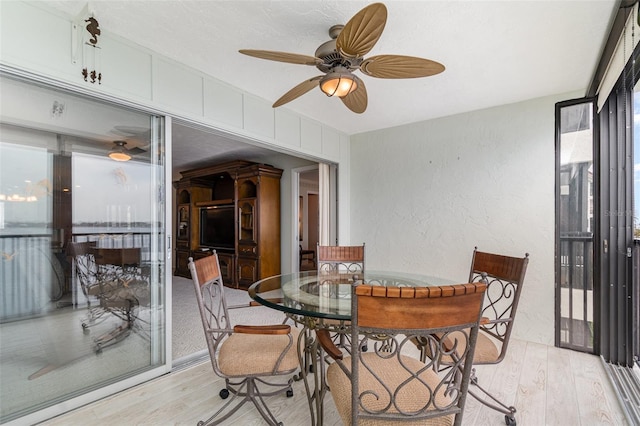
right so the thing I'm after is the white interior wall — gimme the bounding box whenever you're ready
[350,91,580,345]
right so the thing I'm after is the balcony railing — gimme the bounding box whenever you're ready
[0,231,153,322]
[559,233,593,352]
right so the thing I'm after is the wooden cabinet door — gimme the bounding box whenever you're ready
[175,249,191,278]
[237,257,258,289]
[216,252,235,286]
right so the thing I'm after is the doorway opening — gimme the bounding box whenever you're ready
[296,167,319,271]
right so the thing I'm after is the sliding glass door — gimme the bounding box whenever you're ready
[0,74,167,422]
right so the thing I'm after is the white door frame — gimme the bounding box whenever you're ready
[291,165,318,272]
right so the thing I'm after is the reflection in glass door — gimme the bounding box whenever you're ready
[0,74,166,423]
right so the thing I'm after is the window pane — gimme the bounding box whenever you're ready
[0,74,166,422]
[558,101,594,351]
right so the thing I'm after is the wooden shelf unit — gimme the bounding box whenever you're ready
[173,160,283,289]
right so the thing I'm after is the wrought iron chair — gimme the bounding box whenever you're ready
[188,252,298,426]
[316,243,366,353]
[299,244,316,268]
[319,281,487,425]
[67,241,106,329]
[416,247,529,426]
[67,242,149,352]
[317,243,365,275]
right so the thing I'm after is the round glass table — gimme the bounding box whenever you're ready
[249,270,455,322]
[248,270,455,426]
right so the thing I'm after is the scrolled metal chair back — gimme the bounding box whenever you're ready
[469,247,529,362]
[317,243,365,275]
[188,253,232,373]
[323,282,487,425]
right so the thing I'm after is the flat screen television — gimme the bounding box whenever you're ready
[199,205,235,249]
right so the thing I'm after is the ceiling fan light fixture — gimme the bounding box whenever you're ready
[108,151,131,162]
[320,72,357,97]
[108,141,131,162]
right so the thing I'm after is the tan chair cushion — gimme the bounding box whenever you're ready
[473,330,501,363]
[86,278,118,297]
[327,352,454,426]
[218,328,299,376]
[86,283,102,296]
[442,329,500,364]
[101,290,136,308]
[427,330,500,365]
[412,330,500,364]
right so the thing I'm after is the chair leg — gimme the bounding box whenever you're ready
[92,300,139,353]
[469,368,517,425]
[249,379,283,426]
[198,379,250,426]
[93,324,131,353]
[198,376,293,426]
[81,303,110,331]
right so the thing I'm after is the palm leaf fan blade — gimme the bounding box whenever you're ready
[341,76,367,113]
[273,76,323,107]
[239,49,321,66]
[360,55,445,78]
[336,3,387,58]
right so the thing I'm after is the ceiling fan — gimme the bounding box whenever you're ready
[108,140,147,162]
[107,126,150,161]
[239,2,445,114]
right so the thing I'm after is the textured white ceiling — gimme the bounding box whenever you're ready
[42,0,618,136]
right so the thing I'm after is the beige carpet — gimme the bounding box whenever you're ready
[171,276,287,361]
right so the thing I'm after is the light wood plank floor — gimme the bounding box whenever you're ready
[40,338,628,426]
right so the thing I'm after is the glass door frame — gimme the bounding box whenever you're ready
[0,68,173,425]
[554,97,598,354]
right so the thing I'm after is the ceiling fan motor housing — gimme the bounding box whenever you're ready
[315,25,363,73]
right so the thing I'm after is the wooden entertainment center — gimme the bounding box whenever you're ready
[174,160,283,289]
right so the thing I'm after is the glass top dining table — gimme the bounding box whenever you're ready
[249,270,457,426]
[248,270,456,322]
